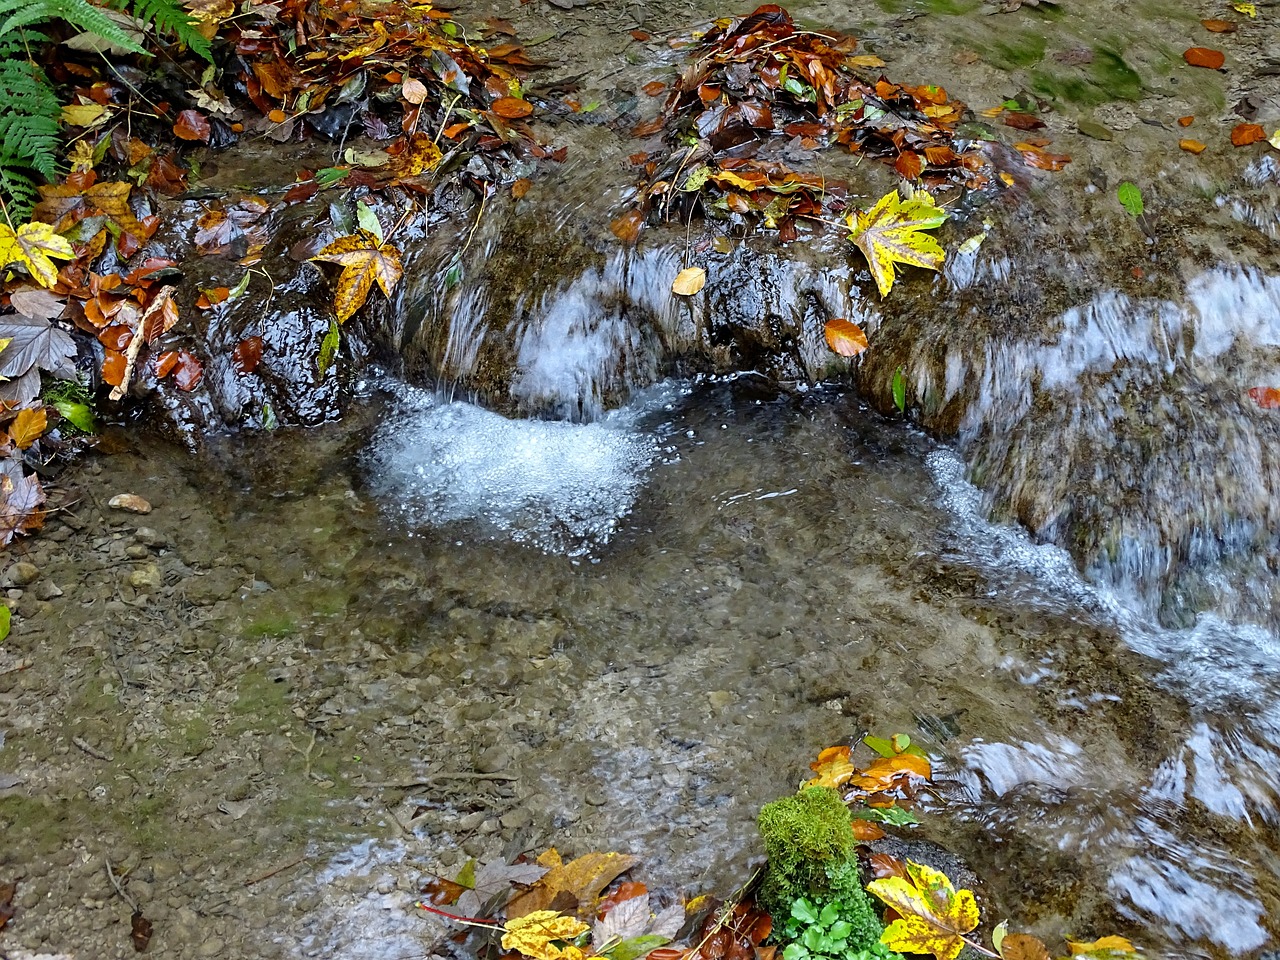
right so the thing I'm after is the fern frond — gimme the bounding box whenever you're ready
[0,167,39,219]
[0,0,147,55]
[112,0,211,62]
[0,58,61,219]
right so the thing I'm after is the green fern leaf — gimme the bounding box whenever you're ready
[0,0,146,55]
[111,0,211,61]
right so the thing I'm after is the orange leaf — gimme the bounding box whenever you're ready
[824,318,869,357]
[172,350,203,391]
[610,210,644,245]
[1248,386,1280,408]
[492,96,533,119]
[1003,112,1045,131]
[806,745,856,789]
[1231,123,1266,146]
[511,178,532,199]
[630,30,650,41]
[1177,115,1194,127]
[642,81,666,96]
[1179,138,1207,153]
[102,348,127,387]
[1183,47,1225,68]
[9,408,47,449]
[154,350,179,379]
[232,336,263,374]
[852,820,886,841]
[268,108,287,123]
[849,754,932,792]
[597,881,648,919]
[442,122,471,139]
[1000,933,1052,960]
[1200,18,1237,31]
[173,109,210,142]
[894,152,923,180]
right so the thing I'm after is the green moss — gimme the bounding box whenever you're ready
[988,32,1047,69]
[243,613,296,638]
[758,787,858,920]
[917,0,982,14]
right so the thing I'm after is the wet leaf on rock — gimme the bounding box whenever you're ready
[1248,386,1280,408]
[174,109,211,142]
[0,315,77,381]
[996,931,1051,960]
[492,96,534,119]
[310,230,404,322]
[1116,182,1143,217]
[671,267,706,296]
[9,408,46,449]
[1183,47,1225,69]
[846,189,948,298]
[1200,18,1237,31]
[1230,123,1266,146]
[1179,139,1207,154]
[1064,936,1136,959]
[867,861,979,960]
[507,849,639,919]
[823,318,868,357]
[233,336,264,374]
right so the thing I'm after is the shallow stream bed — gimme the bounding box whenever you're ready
[3,377,1277,959]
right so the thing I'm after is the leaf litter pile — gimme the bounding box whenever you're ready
[413,736,1140,960]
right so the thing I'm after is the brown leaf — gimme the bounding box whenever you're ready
[511,178,532,199]
[1200,18,1237,31]
[610,210,644,245]
[1177,115,1195,126]
[154,351,179,379]
[631,29,651,41]
[867,853,909,880]
[1003,112,1045,131]
[171,351,204,391]
[643,81,666,96]
[852,820,886,841]
[0,879,16,932]
[1179,138,1207,153]
[174,110,211,143]
[492,96,534,119]
[1183,47,1225,69]
[102,348,127,387]
[419,876,467,905]
[894,151,923,180]
[1248,386,1280,408]
[233,336,263,374]
[999,933,1051,960]
[130,911,153,952]
[506,850,639,919]
[824,318,869,356]
[9,407,46,448]
[1231,123,1266,146]
[0,473,46,545]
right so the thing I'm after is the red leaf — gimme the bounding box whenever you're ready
[1248,386,1280,409]
[155,350,179,379]
[1003,112,1045,130]
[232,336,263,374]
[1183,47,1225,69]
[1231,123,1266,146]
[174,109,211,143]
[172,350,204,390]
[643,80,666,96]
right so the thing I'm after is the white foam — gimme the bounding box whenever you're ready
[367,382,686,556]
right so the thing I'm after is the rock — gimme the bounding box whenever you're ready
[584,787,608,806]
[500,807,532,830]
[8,562,39,587]
[475,745,511,774]
[129,564,164,590]
[109,494,152,514]
[457,811,486,831]
[461,701,497,722]
[125,544,150,560]
[33,580,63,601]
[134,527,167,548]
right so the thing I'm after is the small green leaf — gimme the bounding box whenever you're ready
[782,943,808,960]
[992,920,1008,956]
[356,201,384,243]
[818,902,840,927]
[828,921,852,940]
[230,271,253,299]
[0,604,10,642]
[53,401,94,433]
[318,318,340,378]
[453,858,476,889]
[803,927,824,951]
[791,900,819,924]
[892,367,906,413]
[864,735,897,758]
[1117,181,1143,217]
[316,167,350,188]
[853,805,920,827]
[606,939,671,960]
[261,401,277,431]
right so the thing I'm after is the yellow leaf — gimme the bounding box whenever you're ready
[868,861,979,960]
[507,850,640,918]
[61,103,110,127]
[501,910,591,960]
[847,54,886,67]
[672,267,706,296]
[9,407,47,449]
[847,189,948,298]
[0,223,75,289]
[311,231,404,322]
[340,19,389,59]
[806,745,856,788]
[68,141,98,173]
[1230,1,1256,15]
[1065,935,1137,958]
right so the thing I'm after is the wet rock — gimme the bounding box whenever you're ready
[7,561,39,587]
[461,701,497,722]
[134,527,168,548]
[125,544,150,560]
[583,787,608,807]
[457,811,486,831]
[33,580,63,601]
[109,494,153,514]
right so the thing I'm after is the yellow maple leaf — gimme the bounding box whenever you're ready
[846,189,948,298]
[0,223,75,289]
[501,910,591,960]
[867,861,979,960]
[310,230,404,322]
[1230,1,1256,16]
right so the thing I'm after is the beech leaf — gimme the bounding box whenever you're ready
[824,318,869,357]
[847,189,948,298]
[672,267,706,296]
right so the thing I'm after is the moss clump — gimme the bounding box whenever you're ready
[757,786,857,920]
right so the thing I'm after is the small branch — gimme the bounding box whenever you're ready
[243,854,307,887]
[105,858,138,914]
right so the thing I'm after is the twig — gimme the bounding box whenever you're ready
[243,854,307,887]
[72,736,114,762]
[105,858,138,913]
[359,773,520,787]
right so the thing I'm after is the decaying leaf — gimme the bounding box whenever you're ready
[0,223,75,289]
[1248,386,1280,408]
[595,890,685,949]
[502,910,592,960]
[0,315,77,381]
[867,861,979,960]
[507,849,640,919]
[0,473,47,545]
[310,231,404,322]
[671,267,706,296]
[450,857,548,917]
[847,189,948,297]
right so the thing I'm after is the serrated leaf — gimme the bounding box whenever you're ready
[0,223,75,288]
[847,190,948,297]
[868,861,979,960]
[597,894,653,942]
[311,231,404,322]
[453,858,549,918]
[1117,182,1143,217]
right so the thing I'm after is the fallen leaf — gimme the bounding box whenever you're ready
[1177,115,1195,126]
[643,81,666,96]
[503,910,592,960]
[512,178,533,199]
[0,473,46,545]
[597,881,648,919]
[402,77,429,104]
[9,408,47,449]
[1065,936,1136,958]
[997,932,1051,960]
[451,857,549,917]
[174,109,211,142]
[671,267,706,296]
[233,336,264,374]
[1200,18,1237,31]
[1231,123,1266,146]
[1246,385,1279,407]
[171,350,204,391]
[824,318,869,356]
[1231,0,1256,15]
[847,189,948,298]
[868,861,979,960]
[1179,138,1206,153]
[1183,47,1225,69]
[130,911,153,952]
[493,96,534,118]
[0,223,75,288]
[1003,112,1045,131]
[310,231,404,322]
[852,820,886,841]
[507,849,640,919]
[0,315,77,381]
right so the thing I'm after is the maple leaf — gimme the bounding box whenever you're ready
[0,315,77,381]
[594,891,685,950]
[507,849,640,919]
[0,223,75,289]
[867,860,979,960]
[846,189,948,297]
[310,230,404,322]
[502,910,591,960]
